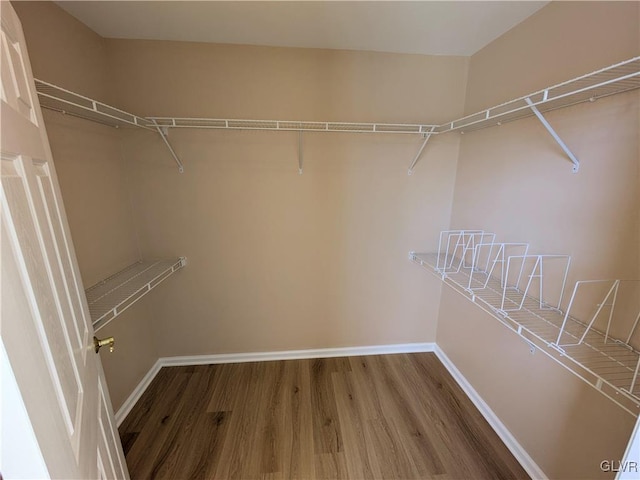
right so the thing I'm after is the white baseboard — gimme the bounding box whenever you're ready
[115,342,434,425]
[114,359,162,427]
[114,341,544,479]
[434,345,547,480]
[160,342,436,367]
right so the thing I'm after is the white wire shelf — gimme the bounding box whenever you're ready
[34,80,157,131]
[34,78,436,135]
[410,230,640,416]
[34,57,640,175]
[147,117,436,135]
[148,57,640,137]
[86,257,186,332]
[434,56,640,135]
[37,57,639,138]
[35,79,185,172]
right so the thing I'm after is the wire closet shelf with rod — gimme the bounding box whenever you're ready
[34,57,640,175]
[410,231,640,416]
[32,81,189,332]
[33,59,640,378]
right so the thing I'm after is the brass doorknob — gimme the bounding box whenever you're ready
[93,336,115,353]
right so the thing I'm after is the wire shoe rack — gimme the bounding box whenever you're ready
[411,230,640,416]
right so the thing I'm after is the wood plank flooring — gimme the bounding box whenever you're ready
[119,353,529,479]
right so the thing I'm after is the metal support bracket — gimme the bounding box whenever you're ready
[525,97,580,173]
[298,130,304,175]
[151,119,185,173]
[526,340,536,355]
[407,126,436,175]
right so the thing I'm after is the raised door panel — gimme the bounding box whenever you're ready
[0,2,128,478]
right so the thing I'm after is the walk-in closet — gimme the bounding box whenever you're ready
[2,1,639,479]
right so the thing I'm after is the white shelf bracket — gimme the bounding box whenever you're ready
[151,119,185,173]
[408,126,436,175]
[298,130,304,175]
[525,97,580,173]
[525,340,536,355]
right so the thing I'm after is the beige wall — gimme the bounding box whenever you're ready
[14,1,159,411]
[464,1,640,114]
[106,39,467,124]
[107,40,468,357]
[14,2,640,472]
[15,0,468,401]
[438,2,639,478]
[438,288,634,479]
[12,1,111,102]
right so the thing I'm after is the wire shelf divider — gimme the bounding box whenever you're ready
[410,229,640,416]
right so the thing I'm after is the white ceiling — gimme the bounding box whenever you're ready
[56,1,548,57]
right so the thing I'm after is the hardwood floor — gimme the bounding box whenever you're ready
[119,353,529,479]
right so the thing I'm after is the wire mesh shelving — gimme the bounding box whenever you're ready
[86,258,186,332]
[147,117,437,134]
[34,56,640,174]
[35,80,156,130]
[410,230,640,416]
[434,57,640,135]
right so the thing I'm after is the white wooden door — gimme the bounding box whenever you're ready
[0,2,128,479]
